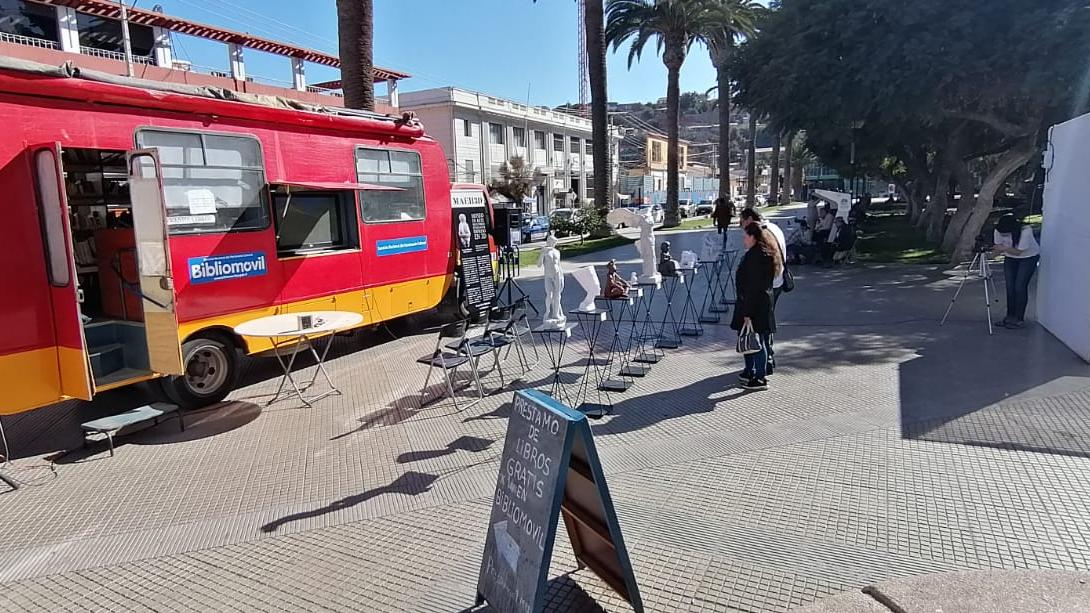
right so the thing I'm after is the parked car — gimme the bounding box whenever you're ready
[678,199,694,218]
[550,207,583,237]
[521,215,550,242]
[635,205,664,226]
[694,200,716,216]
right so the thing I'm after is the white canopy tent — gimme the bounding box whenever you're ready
[1038,114,1090,362]
[813,189,853,220]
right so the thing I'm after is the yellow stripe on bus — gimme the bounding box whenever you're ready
[177,274,452,354]
[0,347,63,415]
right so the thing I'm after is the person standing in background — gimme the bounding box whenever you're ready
[993,214,1040,328]
[713,197,734,246]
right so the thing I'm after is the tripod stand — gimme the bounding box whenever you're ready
[941,250,1000,335]
[495,246,538,315]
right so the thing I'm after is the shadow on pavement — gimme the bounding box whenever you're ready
[260,470,439,533]
[397,435,494,464]
[467,571,608,613]
[55,400,262,464]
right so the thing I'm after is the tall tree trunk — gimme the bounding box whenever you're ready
[337,0,374,110]
[585,0,611,236]
[791,150,803,203]
[715,62,731,199]
[925,167,950,242]
[769,131,781,206]
[663,54,682,227]
[950,137,1039,262]
[941,159,977,253]
[781,132,794,205]
[746,113,757,206]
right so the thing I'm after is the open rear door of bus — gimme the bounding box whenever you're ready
[29,144,94,403]
[127,150,184,375]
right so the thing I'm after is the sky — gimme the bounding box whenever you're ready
[154,0,719,107]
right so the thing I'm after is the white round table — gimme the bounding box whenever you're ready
[235,311,364,406]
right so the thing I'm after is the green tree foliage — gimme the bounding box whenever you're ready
[607,0,710,228]
[489,156,535,207]
[734,0,1090,260]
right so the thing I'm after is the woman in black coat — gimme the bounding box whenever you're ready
[731,223,782,390]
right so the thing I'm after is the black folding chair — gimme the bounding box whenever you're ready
[417,320,485,410]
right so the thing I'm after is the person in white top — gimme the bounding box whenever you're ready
[992,214,1040,328]
[740,208,787,375]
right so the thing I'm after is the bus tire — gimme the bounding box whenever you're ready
[162,332,239,409]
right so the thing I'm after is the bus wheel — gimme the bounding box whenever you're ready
[163,332,239,409]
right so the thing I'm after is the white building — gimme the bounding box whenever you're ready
[400,87,621,214]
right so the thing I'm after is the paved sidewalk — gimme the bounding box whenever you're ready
[1,228,1088,612]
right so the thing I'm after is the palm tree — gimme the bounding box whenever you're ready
[606,0,707,227]
[585,1,612,233]
[769,130,781,205]
[697,0,759,200]
[780,131,795,204]
[746,111,756,205]
[336,0,374,110]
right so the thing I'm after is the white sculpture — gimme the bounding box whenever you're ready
[680,250,697,269]
[571,265,600,312]
[539,234,566,329]
[606,207,661,284]
[699,233,720,262]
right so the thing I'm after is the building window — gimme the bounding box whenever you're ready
[534,130,546,150]
[461,118,473,138]
[32,148,70,287]
[0,0,59,43]
[273,191,358,256]
[76,11,154,57]
[355,147,426,222]
[553,134,564,152]
[463,159,475,182]
[570,137,580,154]
[135,129,269,235]
[585,140,593,156]
[651,141,664,164]
[512,126,526,148]
[488,123,505,145]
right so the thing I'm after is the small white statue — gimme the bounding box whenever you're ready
[680,250,697,269]
[629,271,639,285]
[700,233,720,262]
[539,234,566,329]
[571,265,600,312]
[606,207,661,284]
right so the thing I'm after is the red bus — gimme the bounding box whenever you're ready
[0,62,492,413]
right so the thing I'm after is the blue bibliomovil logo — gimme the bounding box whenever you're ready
[376,236,428,256]
[188,252,268,285]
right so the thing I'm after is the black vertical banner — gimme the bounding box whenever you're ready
[452,189,497,316]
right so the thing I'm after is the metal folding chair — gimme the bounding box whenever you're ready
[417,320,485,410]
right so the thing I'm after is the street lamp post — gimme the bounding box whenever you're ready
[118,0,135,77]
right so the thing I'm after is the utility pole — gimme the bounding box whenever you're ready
[118,0,134,77]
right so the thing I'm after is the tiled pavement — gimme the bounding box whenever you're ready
[1,228,1089,612]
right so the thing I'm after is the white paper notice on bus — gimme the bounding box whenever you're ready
[186,188,217,215]
[167,214,216,226]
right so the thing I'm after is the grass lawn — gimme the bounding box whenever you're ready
[517,235,635,267]
[856,213,950,264]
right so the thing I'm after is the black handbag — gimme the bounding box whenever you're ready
[736,321,763,355]
[782,264,795,293]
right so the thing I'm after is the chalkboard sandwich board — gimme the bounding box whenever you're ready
[476,389,643,613]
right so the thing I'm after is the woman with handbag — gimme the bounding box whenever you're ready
[732,223,782,391]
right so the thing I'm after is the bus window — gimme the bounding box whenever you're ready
[272,191,359,256]
[33,148,71,287]
[135,129,268,235]
[355,147,426,222]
